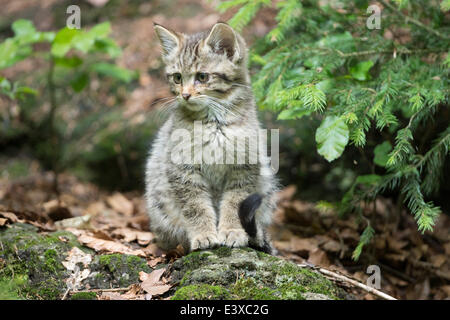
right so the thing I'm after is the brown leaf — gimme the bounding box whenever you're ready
[140,268,165,285]
[85,201,107,216]
[78,234,146,257]
[107,193,134,216]
[54,215,91,230]
[430,254,447,268]
[290,237,319,254]
[100,292,125,300]
[143,243,164,257]
[0,211,19,223]
[307,248,331,267]
[141,284,171,297]
[0,218,7,226]
[139,268,171,297]
[321,239,342,253]
[148,257,164,268]
[111,227,154,245]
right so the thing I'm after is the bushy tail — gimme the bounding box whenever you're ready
[239,193,272,254]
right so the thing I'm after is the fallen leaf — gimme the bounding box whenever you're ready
[290,237,319,255]
[430,255,447,268]
[143,243,164,257]
[321,239,342,253]
[62,247,92,291]
[307,248,331,267]
[55,215,92,230]
[100,292,126,300]
[0,218,7,226]
[92,229,115,241]
[111,227,154,245]
[139,268,171,297]
[0,211,19,223]
[107,193,134,216]
[148,257,164,267]
[85,201,107,216]
[141,284,171,297]
[140,268,165,285]
[78,234,146,257]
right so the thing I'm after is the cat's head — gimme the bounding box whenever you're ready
[154,22,250,113]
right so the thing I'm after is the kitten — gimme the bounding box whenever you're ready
[145,22,278,254]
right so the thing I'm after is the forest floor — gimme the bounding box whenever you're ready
[1,171,449,300]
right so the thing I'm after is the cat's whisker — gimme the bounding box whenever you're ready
[153,98,178,122]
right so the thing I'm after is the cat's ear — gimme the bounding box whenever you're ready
[204,23,241,61]
[153,23,180,57]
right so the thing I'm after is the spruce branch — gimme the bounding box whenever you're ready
[380,0,450,40]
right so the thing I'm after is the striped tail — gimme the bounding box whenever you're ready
[239,193,272,254]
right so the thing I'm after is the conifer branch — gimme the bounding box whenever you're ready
[380,0,450,40]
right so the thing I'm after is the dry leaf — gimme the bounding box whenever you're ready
[140,268,165,285]
[112,227,154,245]
[55,215,91,230]
[62,247,92,291]
[107,193,134,216]
[78,234,146,257]
[100,292,126,300]
[0,211,19,223]
[307,248,331,267]
[290,237,318,254]
[141,284,171,297]
[430,255,447,268]
[148,257,164,267]
[0,218,7,226]
[321,239,341,253]
[139,268,171,297]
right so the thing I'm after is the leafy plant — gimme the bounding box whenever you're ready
[218,0,450,259]
[0,20,138,189]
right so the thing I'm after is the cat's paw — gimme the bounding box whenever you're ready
[190,233,219,251]
[218,228,248,248]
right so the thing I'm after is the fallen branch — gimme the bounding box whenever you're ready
[298,263,397,300]
[62,285,134,300]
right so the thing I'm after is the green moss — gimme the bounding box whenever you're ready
[172,284,231,300]
[172,248,344,300]
[92,253,151,289]
[0,275,28,300]
[214,246,232,257]
[70,292,97,300]
[99,254,121,272]
[180,251,211,270]
[231,278,279,300]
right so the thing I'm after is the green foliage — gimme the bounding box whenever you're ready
[0,20,139,188]
[315,116,349,162]
[220,0,450,258]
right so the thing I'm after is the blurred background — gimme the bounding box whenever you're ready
[0,0,449,300]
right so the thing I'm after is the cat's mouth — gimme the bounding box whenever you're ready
[179,97,206,112]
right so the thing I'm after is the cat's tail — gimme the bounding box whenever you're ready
[239,193,272,254]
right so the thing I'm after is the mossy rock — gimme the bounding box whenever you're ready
[0,223,151,299]
[171,248,350,300]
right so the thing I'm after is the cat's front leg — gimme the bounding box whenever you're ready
[185,199,219,251]
[218,189,251,247]
[169,170,219,251]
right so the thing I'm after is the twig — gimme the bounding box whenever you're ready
[298,264,397,300]
[61,288,70,300]
[69,285,133,294]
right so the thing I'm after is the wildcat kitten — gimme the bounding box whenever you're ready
[145,22,278,253]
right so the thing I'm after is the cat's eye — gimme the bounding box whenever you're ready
[196,73,209,83]
[172,73,182,84]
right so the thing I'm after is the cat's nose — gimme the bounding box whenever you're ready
[182,93,191,101]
